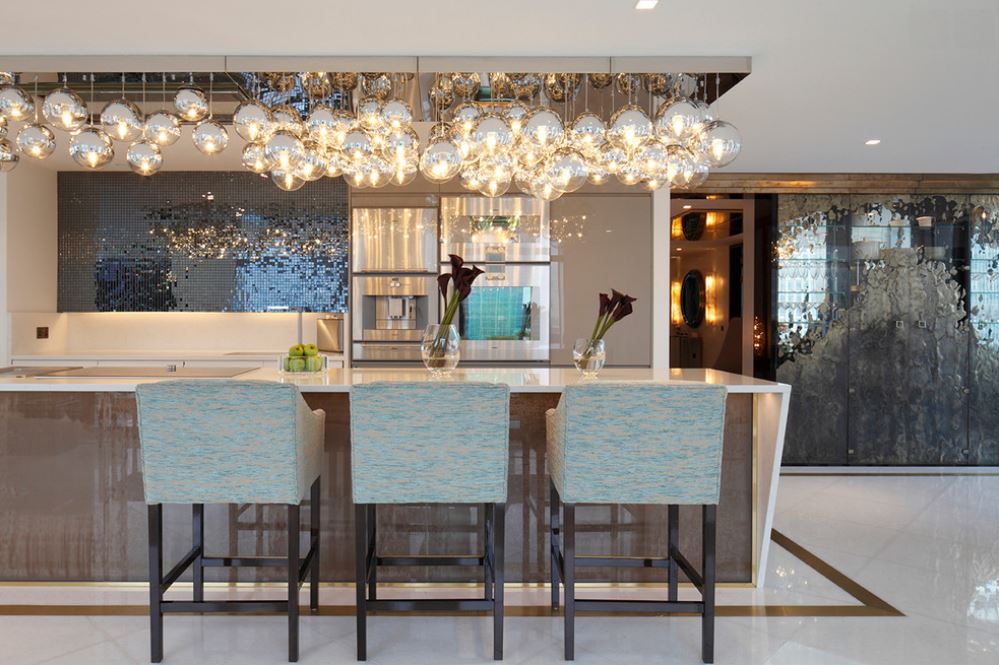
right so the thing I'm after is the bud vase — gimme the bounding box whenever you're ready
[573,338,606,378]
[421,324,461,376]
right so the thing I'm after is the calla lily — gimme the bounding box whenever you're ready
[431,255,482,360]
[586,288,638,356]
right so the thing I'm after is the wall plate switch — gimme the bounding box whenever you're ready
[36,327,49,339]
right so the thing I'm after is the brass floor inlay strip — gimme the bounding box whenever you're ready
[0,530,903,619]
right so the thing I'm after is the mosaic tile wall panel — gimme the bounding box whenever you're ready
[58,172,349,312]
[775,194,999,466]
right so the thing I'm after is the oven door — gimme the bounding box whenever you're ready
[449,263,550,363]
[441,196,550,263]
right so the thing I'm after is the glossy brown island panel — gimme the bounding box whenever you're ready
[0,391,753,584]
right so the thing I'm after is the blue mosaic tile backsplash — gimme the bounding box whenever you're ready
[58,172,349,312]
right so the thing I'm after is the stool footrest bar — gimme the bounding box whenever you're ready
[575,555,671,569]
[161,600,290,613]
[574,599,705,613]
[376,555,485,567]
[367,599,497,612]
[201,556,287,568]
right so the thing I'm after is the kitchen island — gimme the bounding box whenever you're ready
[0,367,788,591]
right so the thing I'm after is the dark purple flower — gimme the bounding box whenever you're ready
[612,298,635,323]
[449,254,464,274]
[599,292,612,317]
[437,273,452,300]
[455,265,484,301]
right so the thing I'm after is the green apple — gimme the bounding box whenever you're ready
[283,357,293,372]
[305,356,323,372]
[289,357,306,372]
[303,343,319,357]
[288,344,305,357]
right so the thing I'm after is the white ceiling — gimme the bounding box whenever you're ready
[3,0,998,174]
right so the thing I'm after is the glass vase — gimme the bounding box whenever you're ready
[421,324,461,376]
[573,338,606,378]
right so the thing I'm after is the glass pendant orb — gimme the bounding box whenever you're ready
[607,105,652,151]
[361,73,393,100]
[144,111,182,146]
[173,86,209,122]
[489,72,512,99]
[271,104,304,137]
[366,156,392,188]
[696,120,742,168]
[0,138,20,171]
[459,166,482,192]
[675,154,710,189]
[69,127,114,169]
[642,73,672,96]
[192,120,228,155]
[43,88,88,132]
[545,148,588,193]
[241,142,273,174]
[505,101,530,135]
[529,175,564,202]
[383,128,420,165]
[471,114,513,156]
[324,150,344,178]
[295,141,328,182]
[615,162,643,186]
[586,160,610,185]
[331,72,359,92]
[328,109,356,147]
[270,168,306,192]
[265,130,305,170]
[126,140,163,176]
[306,105,338,144]
[600,144,628,174]
[390,160,418,186]
[342,129,373,163]
[517,143,544,170]
[428,77,455,111]
[15,123,56,159]
[477,153,513,182]
[299,71,332,99]
[570,112,607,151]
[508,73,541,100]
[101,98,144,142]
[0,114,6,138]
[523,107,564,149]
[419,137,462,183]
[615,73,642,97]
[452,101,481,137]
[635,139,668,180]
[642,176,667,191]
[543,73,580,103]
[233,101,272,142]
[451,72,481,99]
[0,86,34,121]
[654,97,704,141]
[357,96,384,132]
[0,72,13,87]
[589,73,613,89]
[479,175,511,198]
[664,143,696,186]
[343,163,368,189]
[380,99,413,131]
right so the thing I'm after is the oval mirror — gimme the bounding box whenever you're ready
[680,212,706,241]
[680,270,706,328]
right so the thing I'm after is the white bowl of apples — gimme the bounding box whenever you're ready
[279,344,327,373]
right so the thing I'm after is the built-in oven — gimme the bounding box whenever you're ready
[444,263,550,363]
[440,196,550,263]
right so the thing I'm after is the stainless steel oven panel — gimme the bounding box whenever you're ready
[352,343,423,362]
[441,196,550,263]
[352,207,438,273]
[362,328,422,342]
[445,263,550,363]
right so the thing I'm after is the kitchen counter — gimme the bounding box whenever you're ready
[0,367,789,591]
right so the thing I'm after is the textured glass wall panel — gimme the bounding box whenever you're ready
[58,172,348,312]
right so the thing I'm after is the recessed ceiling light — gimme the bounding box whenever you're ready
[682,204,692,210]
[635,0,659,9]
[865,138,881,145]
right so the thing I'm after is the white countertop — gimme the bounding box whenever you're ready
[10,351,344,362]
[0,366,789,394]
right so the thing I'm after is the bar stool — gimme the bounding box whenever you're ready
[136,380,324,663]
[547,382,727,663]
[350,381,510,661]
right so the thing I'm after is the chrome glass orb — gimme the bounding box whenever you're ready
[489,72,512,99]
[589,73,613,89]
[673,73,699,98]
[299,72,332,99]
[366,156,393,188]
[528,175,564,202]
[390,160,418,186]
[586,159,610,185]
[357,96,384,132]
[271,104,304,137]
[144,111,182,146]
[676,154,710,189]
[0,72,13,87]
[451,101,481,137]
[295,141,328,182]
[383,128,420,164]
[459,166,482,192]
[664,143,696,186]
[451,72,481,98]
[0,114,6,138]
[543,73,580,103]
[69,128,114,169]
[126,140,163,176]
[523,107,564,149]
[380,99,413,131]
[507,73,541,100]
[361,73,393,100]
[173,86,209,122]
[615,162,643,186]
[476,153,513,182]
[642,73,672,96]
[331,72,359,92]
[241,142,273,174]
[16,124,56,159]
[0,86,34,121]
[324,150,344,178]
[192,120,228,155]
[328,109,356,146]
[516,143,544,170]
[697,120,742,168]
[600,144,628,175]
[635,139,668,180]
[343,162,368,189]
[615,73,641,97]
[479,175,511,198]
[642,176,667,191]
[265,130,305,170]
[305,105,338,144]
[504,101,530,135]
[263,72,297,92]
[419,137,462,183]
[570,112,607,150]
[270,168,306,192]
[607,105,652,151]
[428,75,455,111]
[101,98,144,142]
[233,101,272,142]
[545,148,588,193]
[43,88,88,132]
[342,129,374,163]
[654,97,705,141]
[471,114,513,156]
[0,138,20,171]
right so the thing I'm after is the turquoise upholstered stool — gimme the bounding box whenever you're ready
[350,381,510,661]
[136,380,325,663]
[547,382,727,663]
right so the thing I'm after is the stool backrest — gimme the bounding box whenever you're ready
[555,382,727,505]
[350,381,510,504]
[136,380,315,505]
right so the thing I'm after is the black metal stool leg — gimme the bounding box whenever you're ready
[355,504,368,661]
[493,502,505,661]
[288,503,300,662]
[192,504,204,604]
[668,504,679,602]
[702,505,716,664]
[550,480,560,612]
[148,504,164,663]
[563,502,575,661]
[367,503,377,601]
[310,478,321,614]
[484,503,494,601]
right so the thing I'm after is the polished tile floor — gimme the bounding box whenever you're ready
[3,473,999,664]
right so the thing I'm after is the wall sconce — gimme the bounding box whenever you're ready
[671,280,683,325]
[671,216,684,239]
[705,211,722,228]
[704,273,720,324]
